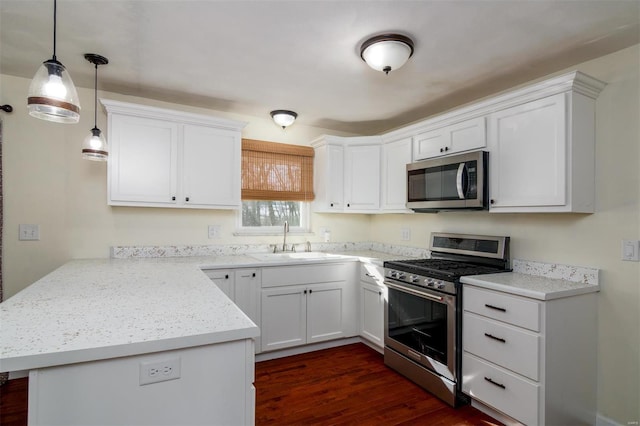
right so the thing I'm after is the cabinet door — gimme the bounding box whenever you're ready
[381,137,412,211]
[109,115,179,205]
[344,144,381,210]
[359,282,385,348]
[307,282,345,343]
[182,125,240,208]
[261,286,306,352]
[488,94,566,209]
[235,269,262,353]
[326,144,345,210]
[203,269,235,299]
[413,117,485,160]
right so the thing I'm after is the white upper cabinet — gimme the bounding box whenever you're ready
[485,73,605,213]
[312,136,382,213]
[413,116,486,161]
[102,99,246,209]
[381,137,412,212]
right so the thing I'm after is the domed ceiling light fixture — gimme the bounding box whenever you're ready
[82,53,109,161]
[270,110,298,129]
[27,0,81,123]
[360,33,414,75]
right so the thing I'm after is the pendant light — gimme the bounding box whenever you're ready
[27,0,80,123]
[270,110,297,129]
[82,53,109,161]
[360,34,414,75]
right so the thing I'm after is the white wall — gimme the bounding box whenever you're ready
[370,45,640,425]
[1,44,638,424]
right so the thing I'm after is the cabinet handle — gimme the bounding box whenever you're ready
[347,203,350,207]
[440,148,444,153]
[171,196,176,201]
[225,274,229,279]
[309,289,313,294]
[484,333,506,343]
[304,290,307,294]
[365,273,375,277]
[484,303,506,312]
[378,291,382,296]
[444,147,449,151]
[185,197,190,202]
[484,377,506,390]
[252,272,256,278]
[330,203,334,207]
[490,199,495,205]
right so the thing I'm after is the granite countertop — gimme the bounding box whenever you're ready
[0,249,410,373]
[0,259,260,372]
[461,272,600,301]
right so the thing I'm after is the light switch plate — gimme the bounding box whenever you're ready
[622,240,640,262]
[401,228,411,241]
[19,224,40,241]
[208,225,221,239]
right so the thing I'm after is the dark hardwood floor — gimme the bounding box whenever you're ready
[0,343,501,425]
[255,343,500,426]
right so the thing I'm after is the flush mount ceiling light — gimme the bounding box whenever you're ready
[27,0,80,123]
[360,33,414,75]
[82,53,109,161]
[270,110,297,129]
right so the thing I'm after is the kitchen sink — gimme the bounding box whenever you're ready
[248,252,343,261]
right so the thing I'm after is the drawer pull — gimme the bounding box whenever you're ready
[484,332,506,343]
[484,303,507,312]
[365,273,375,277]
[484,377,506,389]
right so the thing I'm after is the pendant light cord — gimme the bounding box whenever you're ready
[52,0,57,61]
[93,63,98,128]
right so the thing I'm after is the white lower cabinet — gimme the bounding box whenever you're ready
[260,262,357,352]
[204,268,262,352]
[462,285,598,425]
[358,263,385,348]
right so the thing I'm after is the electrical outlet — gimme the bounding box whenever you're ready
[622,239,640,262]
[401,228,411,241]
[208,225,221,239]
[139,357,181,385]
[19,224,40,241]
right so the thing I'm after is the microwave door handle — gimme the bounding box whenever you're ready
[456,163,466,199]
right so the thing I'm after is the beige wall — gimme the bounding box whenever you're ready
[370,45,640,424]
[1,44,639,423]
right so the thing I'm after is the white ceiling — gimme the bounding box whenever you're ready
[1,0,639,135]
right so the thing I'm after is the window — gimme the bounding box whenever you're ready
[238,139,314,233]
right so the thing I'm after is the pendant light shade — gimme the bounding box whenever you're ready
[360,34,414,75]
[82,53,109,161]
[27,0,80,123]
[270,110,297,129]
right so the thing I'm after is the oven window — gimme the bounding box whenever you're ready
[387,287,448,364]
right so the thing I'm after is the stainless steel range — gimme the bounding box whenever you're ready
[383,232,510,407]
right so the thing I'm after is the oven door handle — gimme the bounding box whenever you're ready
[385,281,444,302]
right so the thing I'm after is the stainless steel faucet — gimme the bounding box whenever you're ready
[282,220,289,252]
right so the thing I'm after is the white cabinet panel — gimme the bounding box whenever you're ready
[182,125,240,208]
[307,283,345,343]
[261,286,307,352]
[381,137,412,211]
[488,94,566,208]
[344,144,381,211]
[109,115,178,205]
[359,282,384,347]
[413,117,486,161]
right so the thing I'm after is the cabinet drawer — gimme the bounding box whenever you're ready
[360,263,383,285]
[262,263,349,288]
[464,285,540,331]
[463,312,540,380]
[463,353,539,426]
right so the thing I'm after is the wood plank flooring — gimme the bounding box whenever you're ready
[255,343,501,425]
[0,343,501,425]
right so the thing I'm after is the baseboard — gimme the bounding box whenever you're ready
[255,337,362,362]
[596,413,624,426]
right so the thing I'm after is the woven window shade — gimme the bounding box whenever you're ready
[242,139,315,201]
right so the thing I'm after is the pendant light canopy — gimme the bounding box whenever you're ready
[270,110,297,129]
[27,0,80,123]
[82,53,109,161]
[360,34,414,75]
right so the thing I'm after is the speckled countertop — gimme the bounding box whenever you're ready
[0,249,411,373]
[461,272,600,300]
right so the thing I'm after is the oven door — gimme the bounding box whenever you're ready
[384,280,457,382]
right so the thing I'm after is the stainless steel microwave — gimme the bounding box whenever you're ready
[406,151,488,212]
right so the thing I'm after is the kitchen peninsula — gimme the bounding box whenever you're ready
[0,258,260,426]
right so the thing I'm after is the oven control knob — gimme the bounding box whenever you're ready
[389,271,398,278]
[410,275,420,283]
[426,279,434,287]
[397,272,406,279]
[437,283,446,289]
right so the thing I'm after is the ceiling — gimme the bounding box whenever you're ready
[1,0,639,135]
